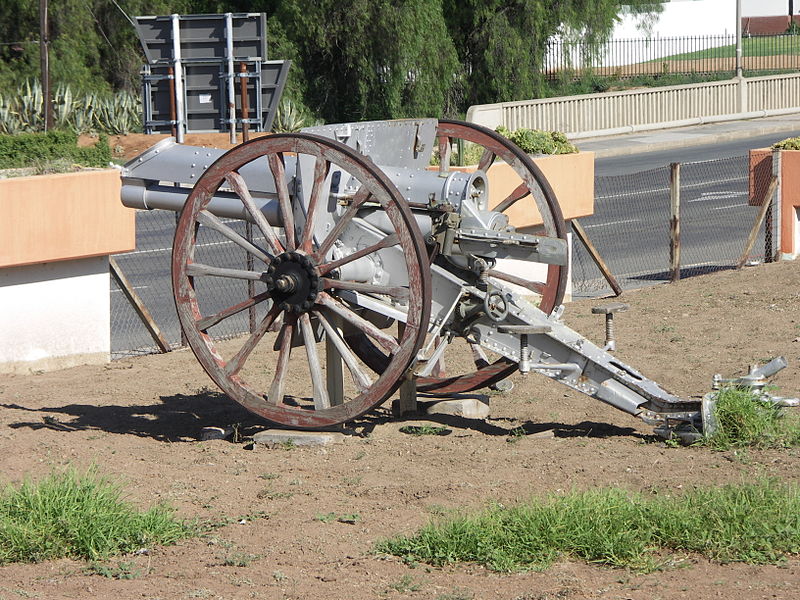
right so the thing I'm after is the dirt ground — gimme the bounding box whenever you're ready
[1,260,799,600]
[105,132,270,162]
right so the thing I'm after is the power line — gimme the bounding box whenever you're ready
[110,0,137,28]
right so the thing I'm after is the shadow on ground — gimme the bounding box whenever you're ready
[2,392,648,443]
[2,389,262,442]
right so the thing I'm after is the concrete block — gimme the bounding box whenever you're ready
[252,429,345,447]
[422,396,490,420]
[200,426,233,441]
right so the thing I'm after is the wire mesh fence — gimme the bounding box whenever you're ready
[111,153,780,356]
[572,154,779,299]
[110,209,268,358]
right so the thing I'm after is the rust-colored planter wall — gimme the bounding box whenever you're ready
[451,152,595,229]
[748,149,800,256]
[0,169,134,268]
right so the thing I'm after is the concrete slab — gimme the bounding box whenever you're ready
[252,429,345,447]
[421,396,490,420]
[200,426,233,441]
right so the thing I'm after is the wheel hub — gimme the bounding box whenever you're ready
[263,252,321,313]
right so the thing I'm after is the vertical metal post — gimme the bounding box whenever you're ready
[669,162,681,282]
[171,14,185,143]
[239,62,250,142]
[226,13,237,145]
[39,0,53,131]
[168,66,177,138]
[735,0,743,77]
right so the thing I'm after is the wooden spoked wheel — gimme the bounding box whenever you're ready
[172,133,431,429]
[347,119,569,394]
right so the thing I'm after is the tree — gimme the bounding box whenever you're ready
[269,0,459,122]
[441,0,662,106]
[0,0,197,93]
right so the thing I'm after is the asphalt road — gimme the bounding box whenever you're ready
[594,130,800,176]
[111,132,784,354]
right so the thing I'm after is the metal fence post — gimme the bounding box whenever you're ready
[669,162,681,282]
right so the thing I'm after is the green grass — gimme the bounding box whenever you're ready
[399,424,450,436]
[702,387,800,450]
[377,480,800,572]
[661,35,800,61]
[0,469,195,564]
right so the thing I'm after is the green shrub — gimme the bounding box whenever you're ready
[496,126,578,155]
[0,130,111,170]
[772,136,800,150]
[0,469,194,564]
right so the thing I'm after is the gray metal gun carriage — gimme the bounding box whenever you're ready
[120,118,794,436]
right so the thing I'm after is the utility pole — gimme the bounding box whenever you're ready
[39,0,53,130]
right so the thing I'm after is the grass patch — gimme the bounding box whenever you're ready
[399,424,450,436]
[0,468,195,564]
[377,480,800,572]
[659,35,800,61]
[702,387,800,450]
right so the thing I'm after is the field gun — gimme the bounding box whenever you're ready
[120,118,795,439]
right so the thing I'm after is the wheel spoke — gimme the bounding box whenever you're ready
[438,135,451,175]
[186,262,263,281]
[323,279,409,300]
[224,171,284,255]
[315,310,372,392]
[317,233,399,275]
[197,291,271,331]
[267,152,296,250]
[197,210,272,263]
[268,316,295,404]
[494,182,529,214]
[477,147,496,172]
[317,292,400,354]
[300,157,330,253]
[313,186,372,261]
[485,268,546,295]
[224,304,281,376]
[299,313,330,410]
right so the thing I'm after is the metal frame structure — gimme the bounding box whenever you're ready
[135,13,289,141]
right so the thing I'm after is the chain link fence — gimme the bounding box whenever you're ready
[572,154,779,298]
[111,153,780,356]
[111,209,268,358]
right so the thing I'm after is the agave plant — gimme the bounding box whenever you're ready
[271,99,310,133]
[0,80,142,135]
